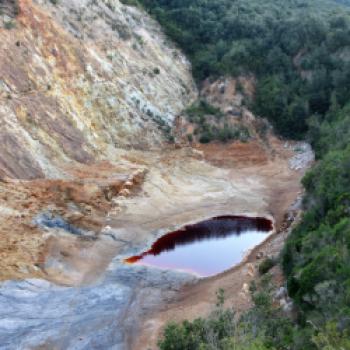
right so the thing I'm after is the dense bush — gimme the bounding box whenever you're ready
[158,282,284,350]
[138,0,350,139]
[186,100,223,121]
[185,100,250,143]
[159,277,350,350]
[258,257,276,275]
[282,139,350,337]
[158,277,316,350]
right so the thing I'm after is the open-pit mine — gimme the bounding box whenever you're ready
[0,0,314,349]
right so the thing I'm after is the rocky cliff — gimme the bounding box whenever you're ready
[0,0,196,179]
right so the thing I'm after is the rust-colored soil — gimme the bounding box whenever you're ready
[0,161,146,283]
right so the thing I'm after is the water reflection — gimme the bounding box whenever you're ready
[125,216,273,277]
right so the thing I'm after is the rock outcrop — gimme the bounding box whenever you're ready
[0,0,196,179]
[0,0,19,26]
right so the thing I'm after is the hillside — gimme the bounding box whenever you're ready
[0,0,348,349]
[131,0,350,349]
[0,0,196,179]
[137,0,350,139]
[0,0,318,349]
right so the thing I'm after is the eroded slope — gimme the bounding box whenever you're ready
[0,0,196,179]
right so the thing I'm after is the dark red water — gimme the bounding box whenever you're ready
[125,216,273,277]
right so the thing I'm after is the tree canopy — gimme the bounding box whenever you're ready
[136,0,350,138]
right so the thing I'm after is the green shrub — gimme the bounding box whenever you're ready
[186,100,221,117]
[259,257,276,275]
[312,322,350,350]
[159,280,295,350]
[4,21,15,30]
[185,99,250,144]
[199,132,212,144]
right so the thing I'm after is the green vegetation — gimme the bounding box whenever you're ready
[128,0,350,348]
[185,100,250,143]
[159,277,295,350]
[282,113,350,347]
[258,257,276,275]
[137,0,350,139]
[4,20,15,30]
[159,277,350,350]
[186,100,223,121]
[197,124,250,144]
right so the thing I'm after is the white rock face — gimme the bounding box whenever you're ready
[288,142,315,171]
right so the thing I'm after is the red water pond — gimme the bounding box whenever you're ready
[125,215,273,277]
